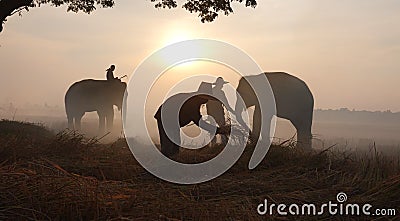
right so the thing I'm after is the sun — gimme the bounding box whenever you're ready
[157,28,201,70]
[162,29,192,46]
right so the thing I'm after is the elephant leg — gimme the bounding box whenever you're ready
[105,107,114,132]
[75,115,83,131]
[248,105,272,169]
[97,111,106,134]
[291,115,312,150]
[301,118,313,150]
[67,115,74,129]
[251,105,262,144]
[157,118,180,157]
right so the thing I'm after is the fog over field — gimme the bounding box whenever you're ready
[1,0,399,152]
[1,102,399,152]
[1,1,400,111]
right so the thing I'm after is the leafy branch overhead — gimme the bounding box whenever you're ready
[0,0,115,32]
[33,0,115,14]
[150,0,257,22]
[0,0,258,33]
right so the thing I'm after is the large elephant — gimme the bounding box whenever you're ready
[65,79,127,133]
[235,72,314,149]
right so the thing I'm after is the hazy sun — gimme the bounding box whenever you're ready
[157,28,200,70]
[162,29,192,46]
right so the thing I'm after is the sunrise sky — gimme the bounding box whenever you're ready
[1,0,399,112]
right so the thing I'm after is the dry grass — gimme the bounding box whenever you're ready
[0,120,399,220]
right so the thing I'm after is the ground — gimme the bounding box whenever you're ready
[0,120,399,220]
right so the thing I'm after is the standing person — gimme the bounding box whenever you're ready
[106,65,116,81]
[207,77,235,145]
[154,82,229,157]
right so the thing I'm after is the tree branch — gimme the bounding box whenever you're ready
[0,0,115,33]
[0,0,34,32]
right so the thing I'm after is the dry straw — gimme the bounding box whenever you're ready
[0,120,399,220]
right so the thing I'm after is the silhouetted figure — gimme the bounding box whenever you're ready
[106,65,117,81]
[207,77,234,145]
[154,82,229,157]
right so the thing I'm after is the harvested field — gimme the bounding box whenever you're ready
[0,120,399,220]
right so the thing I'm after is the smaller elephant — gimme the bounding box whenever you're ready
[65,79,127,133]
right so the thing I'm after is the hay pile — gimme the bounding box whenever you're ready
[0,121,399,220]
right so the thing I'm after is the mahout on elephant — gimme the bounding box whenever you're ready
[65,78,127,133]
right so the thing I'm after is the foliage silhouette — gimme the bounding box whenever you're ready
[0,0,258,32]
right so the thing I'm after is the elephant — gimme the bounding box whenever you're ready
[235,72,314,149]
[65,79,127,133]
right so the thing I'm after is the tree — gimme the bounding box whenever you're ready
[150,0,257,22]
[0,0,114,33]
[0,0,257,33]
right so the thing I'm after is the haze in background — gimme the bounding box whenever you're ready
[0,0,399,147]
[1,0,399,111]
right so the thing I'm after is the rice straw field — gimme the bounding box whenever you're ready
[0,120,399,220]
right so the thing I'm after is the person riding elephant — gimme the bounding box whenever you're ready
[65,78,127,133]
[106,64,118,81]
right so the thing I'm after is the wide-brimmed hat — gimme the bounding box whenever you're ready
[212,77,229,86]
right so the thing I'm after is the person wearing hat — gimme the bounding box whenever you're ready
[106,65,117,81]
[154,82,230,157]
[207,77,235,145]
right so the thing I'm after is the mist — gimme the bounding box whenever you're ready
[1,0,400,112]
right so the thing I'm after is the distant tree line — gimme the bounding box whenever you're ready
[314,108,400,125]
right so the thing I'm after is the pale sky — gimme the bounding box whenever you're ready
[1,0,399,112]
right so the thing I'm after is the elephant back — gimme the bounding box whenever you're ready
[263,72,313,103]
[66,79,125,95]
[65,79,127,114]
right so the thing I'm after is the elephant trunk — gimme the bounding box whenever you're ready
[234,96,251,133]
[122,92,128,124]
